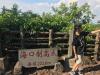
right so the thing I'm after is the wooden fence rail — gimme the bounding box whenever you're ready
[0,30,100,74]
[0,30,99,61]
[0,30,97,52]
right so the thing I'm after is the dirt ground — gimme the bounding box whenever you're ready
[1,61,100,75]
[26,62,100,75]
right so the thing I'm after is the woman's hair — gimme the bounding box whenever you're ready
[74,25,82,30]
[74,25,82,35]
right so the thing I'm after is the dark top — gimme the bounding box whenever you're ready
[72,31,90,55]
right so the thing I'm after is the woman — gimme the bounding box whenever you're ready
[69,25,100,75]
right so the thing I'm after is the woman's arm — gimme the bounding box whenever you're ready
[81,30,100,36]
[73,46,77,56]
[91,30,100,34]
[72,46,78,60]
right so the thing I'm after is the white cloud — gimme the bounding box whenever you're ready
[53,0,68,6]
[84,0,100,22]
[51,0,73,7]
[19,2,52,14]
[53,0,100,22]
[0,0,19,8]
[0,0,52,14]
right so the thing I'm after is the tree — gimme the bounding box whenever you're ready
[0,3,96,32]
[52,2,94,31]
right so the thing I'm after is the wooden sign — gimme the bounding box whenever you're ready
[18,48,58,68]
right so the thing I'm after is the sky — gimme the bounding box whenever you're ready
[0,0,100,23]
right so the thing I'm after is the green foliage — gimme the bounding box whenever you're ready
[0,3,98,32]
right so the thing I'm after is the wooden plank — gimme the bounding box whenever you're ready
[10,31,20,33]
[49,29,53,47]
[54,33,68,39]
[24,38,48,40]
[24,43,49,46]
[10,38,21,40]
[54,37,68,40]
[24,40,48,43]
[10,43,21,45]
[55,32,69,35]
[58,48,68,51]
[67,29,74,58]
[24,31,49,34]
[0,58,5,70]
[86,44,95,46]
[56,43,69,47]
[94,32,100,62]
[86,48,94,51]
[6,50,18,52]
[10,43,48,46]
[20,26,24,49]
